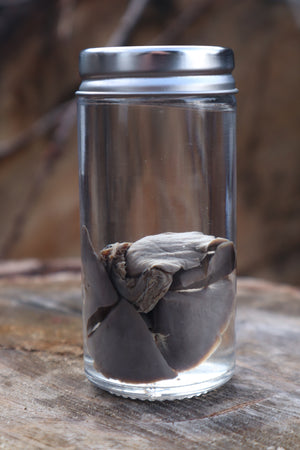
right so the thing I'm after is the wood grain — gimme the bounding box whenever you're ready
[0,273,299,449]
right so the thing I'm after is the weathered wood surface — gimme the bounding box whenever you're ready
[0,270,299,449]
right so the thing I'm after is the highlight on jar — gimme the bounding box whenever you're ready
[82,227,236,384]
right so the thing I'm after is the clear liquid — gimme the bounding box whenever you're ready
[78,96,236,249]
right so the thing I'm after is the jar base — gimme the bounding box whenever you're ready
[84,355,235,401]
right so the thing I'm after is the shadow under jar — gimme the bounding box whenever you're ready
[76,46,238,400]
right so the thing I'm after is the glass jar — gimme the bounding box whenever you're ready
[77,46,237,400]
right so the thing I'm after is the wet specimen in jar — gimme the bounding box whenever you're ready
[82,227,236,383]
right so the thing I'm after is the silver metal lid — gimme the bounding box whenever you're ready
[77,46,237,96]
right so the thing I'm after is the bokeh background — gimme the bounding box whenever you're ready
[0,0,299,285]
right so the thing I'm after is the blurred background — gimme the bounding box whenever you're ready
[0,0,299,286]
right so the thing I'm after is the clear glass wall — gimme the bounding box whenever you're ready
[78,94,237,400]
